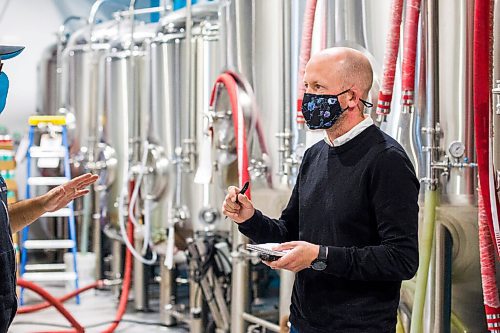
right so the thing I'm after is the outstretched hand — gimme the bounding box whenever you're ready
[41,173,99,213]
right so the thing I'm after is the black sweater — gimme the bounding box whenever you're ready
[238,125,419,333]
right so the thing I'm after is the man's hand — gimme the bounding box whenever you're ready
[265,241,320,273]
[222,186,255,223]
[41,173,99,213]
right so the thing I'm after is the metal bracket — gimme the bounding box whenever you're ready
[493,80,500,115]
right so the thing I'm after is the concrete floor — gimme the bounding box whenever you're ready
[10,285,189,333]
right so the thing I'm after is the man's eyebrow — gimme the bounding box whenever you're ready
[304,79,327,86]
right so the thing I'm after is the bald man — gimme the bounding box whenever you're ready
[222,47,419,332]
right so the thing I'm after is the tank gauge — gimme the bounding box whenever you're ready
[448,141,465,159]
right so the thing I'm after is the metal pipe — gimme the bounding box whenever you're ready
[113,6,167,18]
[423,0,439,189]
[92,186,102,279]
[111,238,122,297]
[279,270,294,326]
[432,223,454,333]
[134,233,146,311]
[159,256,177,326]
[241,312,281,333]
[433,223,446,332]
[231,223,250,333]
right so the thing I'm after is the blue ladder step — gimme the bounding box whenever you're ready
[23,272,77,282]
[25,263,67,271]
[42,208,72,218]
[23,239,75,250]
[29,146,66,158]
[27,177,68,186]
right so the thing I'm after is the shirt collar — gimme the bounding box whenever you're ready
[324,116,374,147]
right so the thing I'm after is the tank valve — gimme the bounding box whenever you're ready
[199,207,219,225]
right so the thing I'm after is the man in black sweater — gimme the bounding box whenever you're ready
[222,47,419,333]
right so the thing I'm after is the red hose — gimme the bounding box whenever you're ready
[16,279,85,333]
[473,0,500,330]
[377,0,404,115]
[474,0,500,256]
[401,0,421,106]
[100,183,134,333]
[210,73,252,197]
[17,281,103,314]
[296,0,317,126]
[478,184,500,331]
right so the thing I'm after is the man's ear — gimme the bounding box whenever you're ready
[346,88,361,109]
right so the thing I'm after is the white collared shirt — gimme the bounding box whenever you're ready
[324,116,374,147]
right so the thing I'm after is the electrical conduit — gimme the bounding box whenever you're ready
[377,0,404,115]
[401,0,422,107]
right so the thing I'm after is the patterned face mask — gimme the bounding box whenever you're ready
[301,89,373,130]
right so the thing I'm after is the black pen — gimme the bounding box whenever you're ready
[226,181,250,220]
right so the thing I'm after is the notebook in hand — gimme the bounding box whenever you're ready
[246,243,289,262]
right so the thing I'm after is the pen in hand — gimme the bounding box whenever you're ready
[225,181,250,220]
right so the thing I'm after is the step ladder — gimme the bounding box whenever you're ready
[20,116,80,305]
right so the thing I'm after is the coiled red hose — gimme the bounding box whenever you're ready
[401,0,421,106]
[377,0,404,115]
[17,281,103,314]
[16,279,85,333]
[210,73,252,196]
[296,0,317,126]
[478,184,500,331]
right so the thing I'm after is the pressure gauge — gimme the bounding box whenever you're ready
[448,141,466,159]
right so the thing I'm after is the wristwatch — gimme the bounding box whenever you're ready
[311,245,328,271]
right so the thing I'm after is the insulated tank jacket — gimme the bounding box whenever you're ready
[238,125,419,333]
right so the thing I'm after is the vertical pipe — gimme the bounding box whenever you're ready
[410,1,439,332]
[134,234,145,311]
[111,238,122,297]
[159,255,176,326]
[231,223,250,333]
[190,260,204,332]
[92,187,102,279]
[433,224,453,333]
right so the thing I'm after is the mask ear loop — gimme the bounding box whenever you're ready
[340,88,373,108]
[361,99,373,108]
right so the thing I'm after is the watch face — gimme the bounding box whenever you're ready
[312,260,327,271]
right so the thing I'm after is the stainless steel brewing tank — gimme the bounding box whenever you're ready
[102,22,159,225]
[435,0,476,205]
[61,20,120,169]
[149,29,187,232]
[151,5,224,234]
[37,43,59,115]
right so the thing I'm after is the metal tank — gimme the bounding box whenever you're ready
[149,4,225,326]
[61,19,120,175]
[37,43,59,115]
